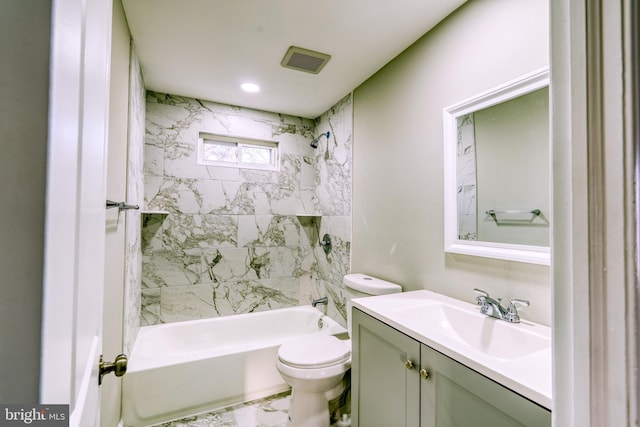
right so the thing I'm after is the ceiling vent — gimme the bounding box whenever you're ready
[281,46,331,74]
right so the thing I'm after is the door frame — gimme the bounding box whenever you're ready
[551,0,639,425]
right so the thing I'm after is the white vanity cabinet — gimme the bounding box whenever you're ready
[351,308,551,427]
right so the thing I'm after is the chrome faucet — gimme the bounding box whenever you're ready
[312,297,328,308]
[473,288,529,323]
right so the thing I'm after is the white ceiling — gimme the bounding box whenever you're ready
[121,0,466,119]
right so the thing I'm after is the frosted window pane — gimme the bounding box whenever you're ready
[241,145,272,165]
[203,140,237,163]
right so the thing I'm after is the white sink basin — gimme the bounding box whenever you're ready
[396,302,550,359]
[350,290,552,409]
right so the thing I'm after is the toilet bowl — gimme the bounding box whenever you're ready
[277,335,351,427]
[276,274,402,427]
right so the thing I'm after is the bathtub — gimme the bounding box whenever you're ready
[122,306,347,426]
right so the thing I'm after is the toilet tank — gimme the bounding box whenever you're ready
[344,273,402,336]
[343,273,402,298]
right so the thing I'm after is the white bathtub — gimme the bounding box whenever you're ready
[122,306,347,426]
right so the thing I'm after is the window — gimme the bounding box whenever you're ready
[197,132,279,171]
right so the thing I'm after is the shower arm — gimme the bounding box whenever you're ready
[310,131,331,148]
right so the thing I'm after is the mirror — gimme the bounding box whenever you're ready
[443,68,550,265]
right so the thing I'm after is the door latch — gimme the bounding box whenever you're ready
[99,354,127,385]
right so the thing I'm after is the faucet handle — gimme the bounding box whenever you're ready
[509,298,530,308]
[505,299,530,323]
[473,288,490,305]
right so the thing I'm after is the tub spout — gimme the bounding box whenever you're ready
[312,297,328,307]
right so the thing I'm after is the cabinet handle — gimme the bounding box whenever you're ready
[405,360,415,370]
[420,368,430,380]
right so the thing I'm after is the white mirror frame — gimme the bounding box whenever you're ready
[443,67,550,265]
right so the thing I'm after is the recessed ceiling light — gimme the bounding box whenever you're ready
[241,82,260,93]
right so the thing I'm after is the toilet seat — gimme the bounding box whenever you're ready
[278,335,350,369]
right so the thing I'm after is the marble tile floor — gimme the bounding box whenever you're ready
[152,391,291,427]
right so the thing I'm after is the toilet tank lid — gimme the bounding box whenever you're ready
[343,273,402,295]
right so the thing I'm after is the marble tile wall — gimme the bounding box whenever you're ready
[123,45,145,354]
[309,95,352,325]
[456,113,477,241]
[141,93,353,326]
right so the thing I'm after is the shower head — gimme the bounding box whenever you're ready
[310,131,330,149]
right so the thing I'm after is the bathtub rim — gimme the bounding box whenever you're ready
[128,305,347,372]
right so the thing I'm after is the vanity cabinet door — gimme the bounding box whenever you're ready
[352,308,421,427]
[419,344,551,427]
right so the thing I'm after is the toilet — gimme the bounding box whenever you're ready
[276,273,402,427]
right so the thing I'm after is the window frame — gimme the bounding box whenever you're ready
[197,132,280,171]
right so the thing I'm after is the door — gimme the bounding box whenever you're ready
[40,0,114,425]
[101,1,134,425]
[419,344,551,427]
[351,309,421,427]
